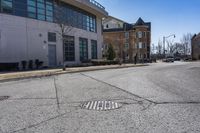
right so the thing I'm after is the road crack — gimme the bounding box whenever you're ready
[80,73,157,104]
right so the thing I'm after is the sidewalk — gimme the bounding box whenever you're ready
[0,64,148,82]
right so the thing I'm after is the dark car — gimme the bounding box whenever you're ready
[183,57,192,61]
[163,56,174,62]
[174,57,181,61]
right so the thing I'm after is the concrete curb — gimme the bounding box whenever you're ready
[0,64,148,83]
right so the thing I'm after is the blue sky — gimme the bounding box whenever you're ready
[96,0,200,45]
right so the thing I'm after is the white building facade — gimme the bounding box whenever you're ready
[0,0,108,69]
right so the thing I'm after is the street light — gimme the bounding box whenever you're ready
[163,34,176,57]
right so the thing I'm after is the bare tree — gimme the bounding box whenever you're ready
[166,39,175,55]
[173,42,185,56]
[154,39,163,59]
[156,39,163,55]
[54,2,73,70]
[180,33,193,57]
[151,43,155,54]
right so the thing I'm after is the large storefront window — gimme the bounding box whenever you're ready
[27,0,53,21]
[37,0,45,20]
[27,0,36,18]
[54,2,97,32]
[45,0,53,22]
[91,40,97,59]
[64,36,75,61]
[1,0,13,14]
[79,38,88,61]
[13,0,27,17]
[0,0,96,31]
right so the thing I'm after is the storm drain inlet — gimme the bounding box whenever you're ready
[0,96,10,101]
[81,100,122,111]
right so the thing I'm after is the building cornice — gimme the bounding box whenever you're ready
[60,0,108,18]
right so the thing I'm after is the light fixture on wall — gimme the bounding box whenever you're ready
[43,45,46,49]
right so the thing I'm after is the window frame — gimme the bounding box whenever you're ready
[125,32,129,39]
[64,35,75,61]
[1,0,13,14]
[138,31,142,38]
[48,32,56,42]
[138,42,142,49]
[79,38,88,61]
[91,40,97,59]
[125,43,129,49]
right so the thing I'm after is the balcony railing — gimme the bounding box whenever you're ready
[89,0,105,10]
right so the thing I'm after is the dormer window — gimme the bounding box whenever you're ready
[137,31,142,38]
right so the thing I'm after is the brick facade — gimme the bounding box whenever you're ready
[191,33,200,60]
[103,17,151,62]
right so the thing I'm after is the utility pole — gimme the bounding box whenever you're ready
[163,36,165,57]
[163,34,175,58]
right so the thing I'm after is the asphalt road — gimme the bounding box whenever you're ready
[0,61,200,133]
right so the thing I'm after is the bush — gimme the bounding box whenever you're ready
[81,59,91,63]
[0,63,19,71]
[21,60,27,70]
[28,60,33,69]
[91,60,119,66]
[106,44,116,60]
[35,59,43,69]
[35,59,39,69]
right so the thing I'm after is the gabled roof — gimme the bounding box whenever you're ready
[103,16,125,24]
[192,33,200,40]
[192,34,197,40]
[135,17,145,26]
[103,17,151,32]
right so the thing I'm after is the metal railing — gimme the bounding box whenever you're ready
[89,0,105,10]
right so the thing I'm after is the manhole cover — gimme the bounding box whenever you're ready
[0,96,10,101]
[81,101,122,111]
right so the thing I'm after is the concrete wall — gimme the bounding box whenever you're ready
[0,14,103,68]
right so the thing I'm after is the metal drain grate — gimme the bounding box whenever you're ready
[0,96,10,101]
[81,101,122,111]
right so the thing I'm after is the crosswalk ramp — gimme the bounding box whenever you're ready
[81,100,122,111]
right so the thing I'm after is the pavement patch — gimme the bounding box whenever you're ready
[190,67,200,70]
[81,100,122,111]
[0,96,10,101]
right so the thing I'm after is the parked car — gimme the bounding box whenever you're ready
[163,56,174,62]
[183,57,192,61]
[174,57,181,61]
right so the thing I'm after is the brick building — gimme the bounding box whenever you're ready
[191,33,200,60]
[103,17,151,62]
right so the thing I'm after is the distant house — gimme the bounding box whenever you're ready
[102,17,151,62]
[102,16,124,29]
[191,33,200,60]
